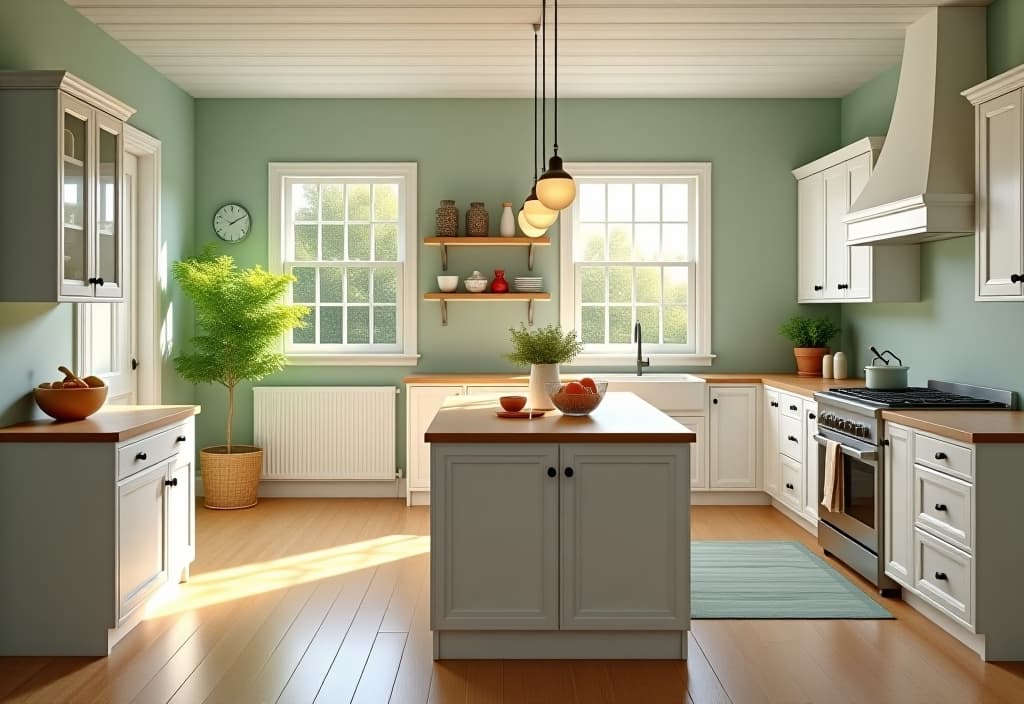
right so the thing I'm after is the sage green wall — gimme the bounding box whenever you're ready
[0,0,194,426]
[839,0,1024,396]
[193,98,840,458]
[840,65,900,145]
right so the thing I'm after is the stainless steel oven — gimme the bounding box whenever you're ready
[815,431,878,549]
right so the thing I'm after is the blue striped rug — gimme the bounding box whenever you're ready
[692,540,893,619]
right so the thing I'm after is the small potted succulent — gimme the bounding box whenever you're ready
[778,315,841,377]
[506,324,584,409]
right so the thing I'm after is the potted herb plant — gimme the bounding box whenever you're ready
[173,246,307,509]
[778,315,841,377]
[506,324,584,409]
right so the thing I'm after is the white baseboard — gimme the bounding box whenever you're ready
[690,491,770,505]
[902,590,986,659]
[407,489,431,507]
[197,476,406,499]
[769,498,818,535]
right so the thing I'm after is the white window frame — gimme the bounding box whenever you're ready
[268,162,419,366]
[559,162,714,367]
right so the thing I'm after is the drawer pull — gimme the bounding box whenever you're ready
[934,452,948,460]
[934,571,948,581]
[789,404,798,411]
[787,435,799,443]
[564,467,574,478]
[770,401,779,408]
[135,451,147,461]
[934,503,948,511]
[785,482,794,490]
[808,412,816,420]
[547,467,556,478]
[176,435,187,442]
[164,477,178,487]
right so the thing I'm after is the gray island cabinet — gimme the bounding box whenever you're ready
[425,392,695,659]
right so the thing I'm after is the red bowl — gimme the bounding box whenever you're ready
[499,395,527,412]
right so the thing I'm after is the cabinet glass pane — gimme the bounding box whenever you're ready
[63,111,88,283]
[97,126,119,286]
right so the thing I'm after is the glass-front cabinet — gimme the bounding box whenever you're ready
[0,71,134,302]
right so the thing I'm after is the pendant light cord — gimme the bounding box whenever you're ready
[541,0,547,166]
[533,25,538,182]
[553,0,559,157]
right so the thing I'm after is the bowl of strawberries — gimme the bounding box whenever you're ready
[545,378,607,416]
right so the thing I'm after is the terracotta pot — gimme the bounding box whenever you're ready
[793,347,830,377]
[200,445,262,509]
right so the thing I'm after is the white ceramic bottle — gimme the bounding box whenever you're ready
[832,351,847,380]
[499,201,516,237]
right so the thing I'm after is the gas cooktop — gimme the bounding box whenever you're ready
[818,380,1014,411]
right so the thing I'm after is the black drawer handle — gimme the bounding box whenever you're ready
[547,467,556,477]
[808,412,816,420]
[934,571,948,581]
[176,435,187,443]
[814,285,824,291]
[934,503,948,511]
[934,452,948,460]
[789,404,798,411]
[135,451,147,461]
[770,401,778,408]
[785,482,794,490]
[788,435,799,443]
[164,477,178,487]
[837,283,849,290]
[1011,274,1023,283]
[564,467,574,478]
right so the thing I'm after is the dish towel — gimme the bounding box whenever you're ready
[821,439,844,513]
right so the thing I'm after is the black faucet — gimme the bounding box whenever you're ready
[634,322,650,376]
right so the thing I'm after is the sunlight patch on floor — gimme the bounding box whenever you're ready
[144,533,429,618]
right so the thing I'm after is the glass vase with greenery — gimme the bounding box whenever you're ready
[778,315,841,377]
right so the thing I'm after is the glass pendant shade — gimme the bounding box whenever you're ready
[536,155,576,210]
[517,208,547,238]
[522,193,558,230]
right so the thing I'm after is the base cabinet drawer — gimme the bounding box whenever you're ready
[914,433,973,481]
[117,423,190,480]
[914,528,973,628]
[779,415,803,461]
[914,465,972,553]
[779,454,802,511]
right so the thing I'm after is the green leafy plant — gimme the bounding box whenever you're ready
[506,324,584,365]
[778,316,841,348]
[173,245,308,452]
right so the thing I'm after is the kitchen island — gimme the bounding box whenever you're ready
[425,391,695,660]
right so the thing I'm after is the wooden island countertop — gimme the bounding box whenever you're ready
[0,405,201,443]
[424,392,696,444]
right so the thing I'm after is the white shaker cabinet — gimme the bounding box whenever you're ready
[0,71,134,302]
[405,385,463,504]
[672,415,706,489]
[802,400,820,522]
[963,65,1024,300]
[884,423,914,587]
[793,137,920,303]
[708,384,758,489]
[763,389,781,498]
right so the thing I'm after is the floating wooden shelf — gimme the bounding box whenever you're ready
[424,236,550,271]
[423,291,551,326]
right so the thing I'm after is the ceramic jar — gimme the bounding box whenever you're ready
[833,351,848,380]
[464,270,488,293]
[499,202,515,237]
[491,269,509,293]
[435,200,458,236]
[466,202,489,236]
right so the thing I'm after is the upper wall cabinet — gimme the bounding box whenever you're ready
[964,65,1024,301]
[0,71,135,303]
[792,138,920,304]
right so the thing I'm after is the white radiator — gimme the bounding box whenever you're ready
[253,386,396,481]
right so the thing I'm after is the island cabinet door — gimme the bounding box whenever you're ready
[559,443,690,630]
[431,443,559,630]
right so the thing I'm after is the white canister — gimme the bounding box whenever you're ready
[821,354,833,379]
[833,351,848,380]
[499,201,516,237]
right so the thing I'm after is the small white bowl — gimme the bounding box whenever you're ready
[437,275,459,292]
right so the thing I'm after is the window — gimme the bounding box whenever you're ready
[269,163,418,365]
[559,163,713,366]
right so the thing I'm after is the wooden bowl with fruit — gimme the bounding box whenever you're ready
[33,366,108,421]
[545,378,607,416]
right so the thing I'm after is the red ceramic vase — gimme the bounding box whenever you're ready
[491,269,509,293]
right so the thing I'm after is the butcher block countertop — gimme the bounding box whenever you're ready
[424,392,696,444]
[0,405,200,443]
[881,410,1024,444]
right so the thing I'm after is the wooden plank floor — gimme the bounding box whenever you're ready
[2,499,1022,703]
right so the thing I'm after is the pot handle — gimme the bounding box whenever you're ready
[869,346,903,367]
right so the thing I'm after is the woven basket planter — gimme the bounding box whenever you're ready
[200,445,262,509]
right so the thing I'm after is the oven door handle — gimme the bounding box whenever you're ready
[814,434,878,462]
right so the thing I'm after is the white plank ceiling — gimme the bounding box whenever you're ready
[64,0,990,99]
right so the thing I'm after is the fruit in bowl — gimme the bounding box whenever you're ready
[33,366,108,421]
[544,378,607,416]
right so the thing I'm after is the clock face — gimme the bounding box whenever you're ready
[213,203,251,242]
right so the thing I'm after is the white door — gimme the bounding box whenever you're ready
[81,151,137,403]
[884,423,914,587]
[117,461,167,622]
[797,172,826,302]
[845,153,874,301]
[406,385,462,493]
[708,385,758,489]
[166,457,195,584]
[802,400,820,522]
[671,416,706,489]
[823,163,850,298]
[763,389,780,497]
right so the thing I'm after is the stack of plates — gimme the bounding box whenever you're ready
[513,276,544,292]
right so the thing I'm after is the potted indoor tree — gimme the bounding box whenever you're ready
[506,324,584,409]
[173,246,307,509]
[778,315,841,377]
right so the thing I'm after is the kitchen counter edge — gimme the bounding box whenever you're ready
[0,405,201,443]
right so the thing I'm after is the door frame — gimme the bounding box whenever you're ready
[75,124,162,404]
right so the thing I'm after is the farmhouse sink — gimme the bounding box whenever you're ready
[599,373,706,412]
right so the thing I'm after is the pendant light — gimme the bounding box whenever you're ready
[535,0,576,210]
[522,10,558,231]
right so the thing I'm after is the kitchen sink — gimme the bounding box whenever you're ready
[598,373,706,411]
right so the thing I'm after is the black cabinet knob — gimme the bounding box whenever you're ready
[135,451,147,461]
[164,477,178,487]
[935,571,948,581]
[837,283,849,290]
[789,404,798,411]
[88,277,105,287]
[131,358,139,370]
[788,435,799,443]
[1011,274,1023,283]
[934,452,948,460]
[785,483,794,490]
[935,503,948,511]
[808,412,816,420]
[176,435,187,442]
[814,285,824,291]
[547,467,556,477]
[712,398,718,405]
[770,401,779,408]
[564,467,574,478]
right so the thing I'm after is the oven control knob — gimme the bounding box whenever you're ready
[856,426,869,438]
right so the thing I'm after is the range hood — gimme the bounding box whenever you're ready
[844,7,986,245]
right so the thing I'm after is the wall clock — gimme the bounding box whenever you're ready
[213,203,251,242]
